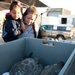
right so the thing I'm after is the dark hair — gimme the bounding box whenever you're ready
[10,0,23,14]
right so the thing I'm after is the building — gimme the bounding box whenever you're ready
[47,8,71,17]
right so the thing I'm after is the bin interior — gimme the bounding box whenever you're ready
[68,59,75,75]
[59,49,75,75]
[67,57,75,75]
[0,38,75,75]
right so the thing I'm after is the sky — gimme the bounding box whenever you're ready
[39,0,75,15]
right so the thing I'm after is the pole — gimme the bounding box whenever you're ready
[40,7,51,25]
[11,0,12,3]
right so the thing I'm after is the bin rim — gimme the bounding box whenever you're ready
[59,48,75,75]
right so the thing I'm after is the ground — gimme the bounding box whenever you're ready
[0,37,4,45]
[0,34,75,45]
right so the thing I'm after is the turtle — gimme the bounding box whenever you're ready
[9,58,43,75]
[40,61,64,75]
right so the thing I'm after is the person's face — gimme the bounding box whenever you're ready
[24,13,36,25]
[10,6,21,20]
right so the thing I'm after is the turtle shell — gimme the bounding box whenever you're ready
[40,61,64,75]
[9,58,43,75]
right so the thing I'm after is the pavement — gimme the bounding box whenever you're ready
[0,34,75,45]
[0,37,5,45]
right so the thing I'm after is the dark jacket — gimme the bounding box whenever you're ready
[4,15,23,42]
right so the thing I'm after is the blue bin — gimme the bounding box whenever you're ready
[0,37,75,75]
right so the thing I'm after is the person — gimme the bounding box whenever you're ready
[2,1,24,42]
[18,6,40,38]
[2,12,11,42]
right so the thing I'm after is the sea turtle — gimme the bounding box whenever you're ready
[9,58,43,75]
[40,61,64,75]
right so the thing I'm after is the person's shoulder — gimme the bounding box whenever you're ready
[5,20,13,27]
[5,12,12,21]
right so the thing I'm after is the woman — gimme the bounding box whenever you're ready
[18,6,41,38]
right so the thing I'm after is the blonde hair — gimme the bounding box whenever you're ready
[23,6,38,20]
[22,6,38,37]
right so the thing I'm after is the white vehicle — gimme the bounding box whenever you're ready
[40,24,75,40]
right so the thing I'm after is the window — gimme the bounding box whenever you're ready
[41,25,53,30]
[72,18,75,27]
[61,18,67,24]
[57,26,66,31]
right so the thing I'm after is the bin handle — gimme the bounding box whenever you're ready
[42,41,54,46]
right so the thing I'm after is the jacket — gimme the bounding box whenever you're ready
[4,15,23,42]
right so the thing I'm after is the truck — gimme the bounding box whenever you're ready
[40,24,75,40]
[38,15,75,40]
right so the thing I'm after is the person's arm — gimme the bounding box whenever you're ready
[21,21,26,32]
[5,21,22,36]
[5,21,14,36]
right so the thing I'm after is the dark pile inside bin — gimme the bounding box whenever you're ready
[9,57,64,75]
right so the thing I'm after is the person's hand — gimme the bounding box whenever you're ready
[22,28,27,32]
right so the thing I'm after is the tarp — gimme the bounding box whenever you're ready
[0,0,48,10]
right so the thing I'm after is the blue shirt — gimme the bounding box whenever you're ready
[18,23,35,38]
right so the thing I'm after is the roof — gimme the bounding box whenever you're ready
[0,0,48,10]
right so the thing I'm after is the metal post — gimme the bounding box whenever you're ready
[40,7,51,25]
[11,0,12,3]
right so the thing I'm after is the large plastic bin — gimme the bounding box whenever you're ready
[0,37,75,75]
